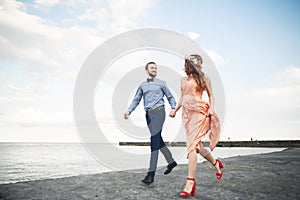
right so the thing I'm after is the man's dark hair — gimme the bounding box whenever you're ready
[145,62,156,70]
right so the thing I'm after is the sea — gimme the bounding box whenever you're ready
[0,143,285,185]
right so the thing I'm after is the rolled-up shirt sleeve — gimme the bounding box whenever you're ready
[128,87,143,113]
[161,81,176,109]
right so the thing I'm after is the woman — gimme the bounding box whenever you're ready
[170,54,223,197]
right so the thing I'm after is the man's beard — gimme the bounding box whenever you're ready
[149,72,156,77]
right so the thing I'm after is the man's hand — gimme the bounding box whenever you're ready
[169,109,176,118]
[124,112,130,119]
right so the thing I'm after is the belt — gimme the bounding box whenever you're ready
[146,105,164,113]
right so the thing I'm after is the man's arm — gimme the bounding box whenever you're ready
[124,87,143,119]
[170,78,183,118]
[161,81,176,109]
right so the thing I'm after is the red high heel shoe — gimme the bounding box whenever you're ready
[214,159,224,180]
[179,177,196,197]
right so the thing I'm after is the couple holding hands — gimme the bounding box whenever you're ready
[124,54,222,197]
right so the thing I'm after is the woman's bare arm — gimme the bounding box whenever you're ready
[205,76,214,114]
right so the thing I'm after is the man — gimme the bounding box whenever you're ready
[124,61,177,185]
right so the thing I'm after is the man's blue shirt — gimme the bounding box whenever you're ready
[128,77,176,113]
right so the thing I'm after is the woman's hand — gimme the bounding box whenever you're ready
[208,108,214,116]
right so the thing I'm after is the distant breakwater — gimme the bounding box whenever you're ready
[119,140,300,148]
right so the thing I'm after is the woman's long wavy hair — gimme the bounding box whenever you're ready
[184,54,206,90]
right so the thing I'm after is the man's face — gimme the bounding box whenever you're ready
[146,64,157,77]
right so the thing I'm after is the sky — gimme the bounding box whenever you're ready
[0,0,300,143]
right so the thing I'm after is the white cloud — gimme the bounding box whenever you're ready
[0,1,51,36]
[222,66,300,140]
[0,0,26,11]
[187,32,200,40]
[7,84,19,91]
[5,81,55,94]
[0,0,159,142]
[78,7,109,21]
[173,32,228,68]
[0,0,156,71]
[203,48,229,67]
[0,0,104,70]
[108,0,155,19]
[34,0,60,8]
[278,66,300,85]
[0,1,62,66]
[76,0,156,33]
[0,96,31,103]
[1,107,73,127]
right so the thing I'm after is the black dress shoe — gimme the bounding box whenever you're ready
[164,161,177,175]
[141,172,155,185]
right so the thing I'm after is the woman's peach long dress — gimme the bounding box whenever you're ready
[181,77,220,158]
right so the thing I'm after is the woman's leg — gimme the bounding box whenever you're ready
[182,149,197,192]
[198,142,222,174]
